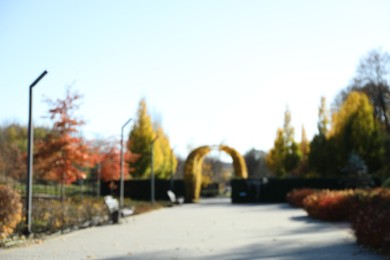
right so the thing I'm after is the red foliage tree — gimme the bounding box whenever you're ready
[89,139,140,183]
[100,146,140,182]
[100,146,122,182]
[34,88,90,199]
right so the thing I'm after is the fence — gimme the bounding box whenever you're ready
[0,176,101,199]
[100,179,186,201]
[231,177,382,203]
[2,173,383,203]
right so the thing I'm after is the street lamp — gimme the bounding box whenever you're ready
[169,146,176,190]
[25,70,48,235]
[120,118,132,209]
[150,135,158,204]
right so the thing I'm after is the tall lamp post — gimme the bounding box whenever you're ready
[169,146,176,191]
[150,135,158,204]
[120,118,132,209]
[25,70,48,235]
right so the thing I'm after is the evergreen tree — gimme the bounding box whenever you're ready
[283,108,301,174]
[318,96,329,136]
[266,129,286,177]
[308,97,337,176]
[329,91,384,173]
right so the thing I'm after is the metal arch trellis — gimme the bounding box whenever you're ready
[183,145,248,203]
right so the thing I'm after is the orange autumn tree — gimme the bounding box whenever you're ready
[89,139,140,186]
[34,88,90,201]
[100,146,122,182]
[100,145,140,182]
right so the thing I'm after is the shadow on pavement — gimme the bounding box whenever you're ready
[95,206,381,260]
[95,240,380,260]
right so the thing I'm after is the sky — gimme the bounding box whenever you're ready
[1,0,390,159]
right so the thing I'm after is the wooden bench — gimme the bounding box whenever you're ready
[167,190,184,205]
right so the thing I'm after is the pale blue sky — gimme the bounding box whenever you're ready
[1,0,390,158]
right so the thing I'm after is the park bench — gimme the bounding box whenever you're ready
[104,195,135,224]
[167,190,184,206]
[104,195,120,223]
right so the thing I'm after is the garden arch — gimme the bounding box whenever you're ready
[184,145,248,202]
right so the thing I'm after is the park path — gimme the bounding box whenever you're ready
[0,198,382,260]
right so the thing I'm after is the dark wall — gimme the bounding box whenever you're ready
[102,177,381,204]
[231,177,382,203]
[101,179,185,201]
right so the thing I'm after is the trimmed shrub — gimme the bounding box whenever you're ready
[0,186,22,239]
[12,197,166,235]
[298,188,390,256]
[28,197,108,234]
[349,188,390,255]
[286,188,318,208]
[303,190,354,221]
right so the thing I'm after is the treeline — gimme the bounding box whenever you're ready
[0,90,177,197]
[266,48,390,181]
[1,48,389,192]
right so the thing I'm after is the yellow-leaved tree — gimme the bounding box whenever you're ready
[266,108,301,177]
[154,126,177,179]
[128,99,177,179]
[329,91,384,173]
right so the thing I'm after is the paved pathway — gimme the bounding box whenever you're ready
[0,198,382,259]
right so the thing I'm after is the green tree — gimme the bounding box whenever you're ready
[0,124,28,152]
[283,108,301,174]
[380,135,390,179]
[266,129,286,177]
[0,124,26,183]
[0,123,52,184]
[308,97,337,176]
[329,91,384,173]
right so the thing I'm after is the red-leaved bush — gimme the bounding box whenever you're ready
[302,190,354,221]
[349,188,390,255]
[300,188,390,256]
[286,188,318,208]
